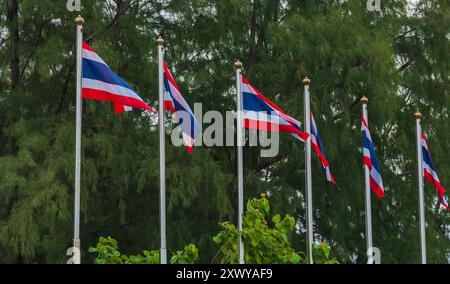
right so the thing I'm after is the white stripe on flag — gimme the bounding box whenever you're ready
[370,168,383,188]
[363,148,371,158]
[423,163,440,182]
[291,133,307,143]
[243,111,292,126]
[362,127,372,141]
[82,78,142,101]
[167,82,192,113]
[241,81,257,95]
[82,49,108,67]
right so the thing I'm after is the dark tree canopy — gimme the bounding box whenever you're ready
[0,0,448,264]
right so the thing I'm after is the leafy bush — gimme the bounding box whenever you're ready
[213,196,302,264]
[170,244,199,264]
[213,196,339,264]
[90,197,338,264]
[89,236,197,264]
[312,242,339,264]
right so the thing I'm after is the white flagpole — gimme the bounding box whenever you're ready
[73,15,84,265]
[157,36,167,264]
[361,96,373,263]
[415,110,426,264]
[234,60,244,264]
[303,77,313,264]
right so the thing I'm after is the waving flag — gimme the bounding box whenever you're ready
[163,61,201,153]
[421,132,448,210]
[362,116,384,199]
[81,42,152,114]
[241,76,308,141]
[311,113,335,184]
[440,196,449,210]
[240,75,333,184]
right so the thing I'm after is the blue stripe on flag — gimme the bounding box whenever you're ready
[164,76,200,139]
[422,147,437,172]
[243,91,276,113]
[83,58,136,92]
[362,130,381,172]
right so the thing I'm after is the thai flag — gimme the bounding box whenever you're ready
[421,131,448,210]
[440,195,449,210]
[240,76,333,184]
[81,42,152,114]
[163,61,201,153]
[241,76,308,142]
[311,113,335,184]
[361,116,384,199]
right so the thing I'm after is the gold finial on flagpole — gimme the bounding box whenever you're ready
[234,60,243,70]
[361,96,369,104]
[414,110,422,119]
[156,36,164,46]
[75,15,84,26]
[303,77,311,86]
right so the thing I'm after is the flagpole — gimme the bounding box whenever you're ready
[73,15,84,265]
[157,36,167,264]
[234,60,244,264]
[303,77,313,264]
[415,110,426,264]
[361,96,373,263]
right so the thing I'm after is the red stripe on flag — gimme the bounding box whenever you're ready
[370,177,385,199]
[244,119,309,141]
[82,41,96,52]
[242,76,286,115]
[82,88,153,113]
[164,101,176,113]
[442,199,449,211]
[163,61,182,93]
[363,156,372,170]
[311,141,330,167]
[113,103,125,115]
[361,115,369,128]
[424,170,446,197]
[327,168,336,184]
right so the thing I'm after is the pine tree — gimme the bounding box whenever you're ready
[0,0,448,264]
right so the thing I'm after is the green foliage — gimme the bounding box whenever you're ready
[312,243,339,264]
[170,244,199,264]
[213,197,338,264]
[91,198,337,264]
[0,0,448,264]
[88,236,133,264]
[89,236,198,264]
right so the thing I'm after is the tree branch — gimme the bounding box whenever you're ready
[20,19,45,81]
[398,59,413,72]
[6,0,20,90]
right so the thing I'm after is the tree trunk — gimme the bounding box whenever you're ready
[0,117,3,156]
[7,0,20,90]
[249,0,258,63]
